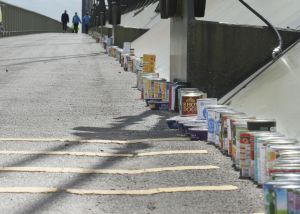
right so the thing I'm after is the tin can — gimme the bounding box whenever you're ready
[183,121,207,136]
[178,88,200,114]
[220,112,246,154]
[214,109,237,149]
[139,72,159,92]
[163,82,170,102]
[257,137,290,185]
[239,132,253,178]
[189,127,208,141]
[228,117,255,161]
[232,120,249,170]
[272,173,300,181]
[160,81,166,101]
[171,83,190,112]
[143,54,156,73]
[181,93,204,116]
[294,188,300,214]
[153,79,166,99]
[176,116,197,135]
[168,83,174,110]
[259,139,298,184]
[266,145,300,178]
[275,185,300,214]
[247,119,277,132]
[197,98,218,120]
[204,105,230,144]
[253,132,284,183]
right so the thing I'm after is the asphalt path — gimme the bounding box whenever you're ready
[0,34,264,214]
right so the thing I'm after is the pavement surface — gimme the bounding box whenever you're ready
[0,33,264,214]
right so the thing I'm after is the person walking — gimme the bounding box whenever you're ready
[72,12,81,33]
[61,10,69,32]
[82,13,91,34]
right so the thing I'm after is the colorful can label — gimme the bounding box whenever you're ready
[181,95,200,116]
[197,98,218,120]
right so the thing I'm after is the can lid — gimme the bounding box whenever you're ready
[182,92,204,97]
[262,138,298,144]
[247,119,276,123]
[189,127,208,131]
[275,185,300,189]
[272,173,300,177]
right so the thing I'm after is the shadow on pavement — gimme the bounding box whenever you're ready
[72,110,177,140]
[17,141,151,214]
[14,110,176,214]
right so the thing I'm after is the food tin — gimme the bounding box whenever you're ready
[181,92,205,116]
[183,120,207,135]
[232,119,249,170]
[219,111,246,154]
[205,105,230,144]
[252,132,284,183]
[257,137,291,185]
[197,98,218,120]
[178,88,199,114]
[153,78,166,99]
[172,83,191,112]
[258,139,298,184]
[266,145,300,177]
[274,185,300,214]
[189,127,208,141]
[247,119,277,132]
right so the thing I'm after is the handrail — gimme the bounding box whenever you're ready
[238,0,283,59]
[0,0,62,35]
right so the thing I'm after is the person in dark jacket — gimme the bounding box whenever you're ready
[61,10,69,32]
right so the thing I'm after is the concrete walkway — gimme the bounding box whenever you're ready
[0,34,263,214]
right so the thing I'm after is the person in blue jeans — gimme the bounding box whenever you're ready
[82,13,91,34]
[72,12,81,33]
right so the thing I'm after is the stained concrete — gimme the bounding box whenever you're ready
[187,20,300,98]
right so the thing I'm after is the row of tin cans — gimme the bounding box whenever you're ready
[103,39,300,214]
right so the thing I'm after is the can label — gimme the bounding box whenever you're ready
[263,183,276,214]
[295,191,300,213]
[275,188,288,214]
[207,111,215,143]
[197,99,218,120]
[240,133,251,171]
[182,96,200,116]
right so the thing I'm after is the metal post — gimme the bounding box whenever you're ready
[95,15,99,33]
[111,1,118,45]
[100,11,104,40]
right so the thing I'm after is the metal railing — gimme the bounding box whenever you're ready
[0,1,62,37]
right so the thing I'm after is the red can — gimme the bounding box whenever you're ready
[181,93,201,116]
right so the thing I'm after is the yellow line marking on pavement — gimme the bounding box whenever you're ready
[0,150,208,157]
[0,186,238,195]
[0,137,190,144]
[0,165,219,174]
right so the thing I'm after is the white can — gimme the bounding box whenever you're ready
[197,98,218,120]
